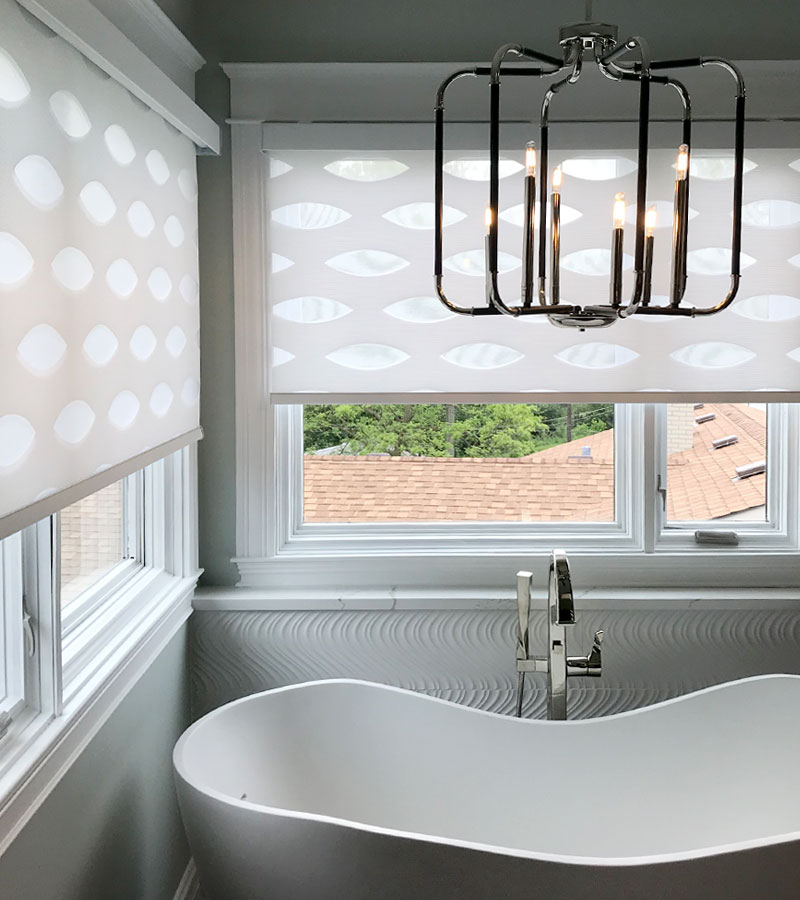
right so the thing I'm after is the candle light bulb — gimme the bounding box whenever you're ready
[485,206,493,234]
[676,143,689,181]
[552,166,562,190]
[645,205,657,237]
[613,192,625,228]
[525,141,537,177]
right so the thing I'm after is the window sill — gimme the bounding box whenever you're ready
[0,570,198,859]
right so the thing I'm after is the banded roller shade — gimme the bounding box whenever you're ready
[267,147,800,404]
[0,0,201,538]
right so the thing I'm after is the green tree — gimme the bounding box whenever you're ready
[303,403,613,458]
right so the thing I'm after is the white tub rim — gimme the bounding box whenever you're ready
[174,673,800,869]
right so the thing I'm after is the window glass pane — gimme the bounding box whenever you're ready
[665,402,766,523]
[303,404,614,523]
[60,481,125,607]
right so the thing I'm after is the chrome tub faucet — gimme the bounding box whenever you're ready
[515,550,604,720]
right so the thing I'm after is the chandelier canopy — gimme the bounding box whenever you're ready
[434,10,746,329]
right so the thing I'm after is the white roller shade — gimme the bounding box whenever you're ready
[267,146,800,404]
[0,0,201,538]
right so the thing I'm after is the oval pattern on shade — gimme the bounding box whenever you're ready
[0,232,34,286]
[272,347,295,367]
[556,342,639,369]
[384,296,455,323]
[179,275,199,305]
[269,158,293,178]
[163,215,185,247]
[148,267,172,300]
[741,199,800,228]
[326,344,409,370]
[178,168,198,200]
[787,348,800,364]
[150,383,174,417]
[127,200,155,237]
[561,248,634,276]
[500,204,581,228]
[17,324,67,375]
[273,296,352,324]
[670,342,756,369]
[104,124,136,165]
[106,258,138,297]
[443,249,520,276]
[145,149,170,185]
[734,295,800,322]
[83,324,118,366]
[49,90,91,138]
[687,248,756,275]
[382,202,465,230]
[52,247,93,291]
[129,325,157,361]
[54,400,95,444]
[181,376,200,407]
[624,200,697,228]
[165,326,187,357]
[0,48,30,106]
[79,181,116,224]
[272,253,294,274]
[326,250,409,277]
[689,157,757,180]
[14,155,64,209]
[272,202,351,230]
[0,415,34,467]
[561,157,637,180]
[442,343,523,370]
[325,159,408,181]
[443,159,523,181]
[108,391,140,430]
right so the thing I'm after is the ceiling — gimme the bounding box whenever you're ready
[171,0,800,63]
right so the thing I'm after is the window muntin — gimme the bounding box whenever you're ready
[302,403,615,523]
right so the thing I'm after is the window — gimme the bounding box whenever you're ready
[0,448,197,830]
[228,106,800,594]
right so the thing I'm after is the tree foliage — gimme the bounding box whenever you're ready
[303,403,613,457]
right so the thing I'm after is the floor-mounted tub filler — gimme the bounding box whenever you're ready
[174,676,800,900]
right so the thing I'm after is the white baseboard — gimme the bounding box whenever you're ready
[174,858,201,900]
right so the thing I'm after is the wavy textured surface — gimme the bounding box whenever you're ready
[191,609,800,719]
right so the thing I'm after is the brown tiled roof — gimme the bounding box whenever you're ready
[303,404,765,523]
[666,404,765,521]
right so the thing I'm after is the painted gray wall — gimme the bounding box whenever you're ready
[0,627,191,900]
[173,0,800,586]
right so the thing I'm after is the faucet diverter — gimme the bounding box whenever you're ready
[514,550,604,720]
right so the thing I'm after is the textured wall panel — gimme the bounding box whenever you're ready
[191,608,800,719]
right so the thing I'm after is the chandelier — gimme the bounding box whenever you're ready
[433,6,746,329]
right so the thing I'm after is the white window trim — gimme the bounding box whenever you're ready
[0,445,200,858]
[229,123,800,604]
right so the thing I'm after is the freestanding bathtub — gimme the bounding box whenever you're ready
[174,676,800,899]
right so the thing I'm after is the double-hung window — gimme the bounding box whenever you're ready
[227,64,800,597]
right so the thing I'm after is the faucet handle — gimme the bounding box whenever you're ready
[515,571,532,659]
[567,629,603,677]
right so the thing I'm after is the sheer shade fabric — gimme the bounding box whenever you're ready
[0,0,200,536]
[267,148,800,403]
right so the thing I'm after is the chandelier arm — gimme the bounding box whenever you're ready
[486,51,569,316]
[691,59,746,316]
[434,69,502,316]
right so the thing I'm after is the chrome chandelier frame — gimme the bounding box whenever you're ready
[433,16,746,329]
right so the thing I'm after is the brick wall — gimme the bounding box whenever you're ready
[60,481,123,605]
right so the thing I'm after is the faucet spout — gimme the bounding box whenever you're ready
[549,549,575,626]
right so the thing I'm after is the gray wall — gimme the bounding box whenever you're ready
[172,0,800,587]
[0,627,191,900]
